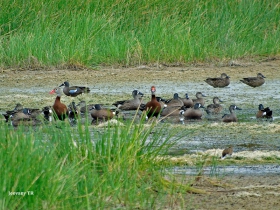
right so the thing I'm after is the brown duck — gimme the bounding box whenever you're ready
[192,92,206,106]
[90,104,114,124]
[165,93,184,108]
[222,105,242,123]
[112,90,144,110]
[182,93,193,108]
[221,146,233,159]
[240,73,266,87]
[205,73,230,88]
[205,97,223,114]
[184,103,204,120]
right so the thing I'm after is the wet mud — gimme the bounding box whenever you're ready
[1,58,280,209]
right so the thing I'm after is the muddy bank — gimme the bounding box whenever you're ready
[1,58,280,209]
[0,57,280,111]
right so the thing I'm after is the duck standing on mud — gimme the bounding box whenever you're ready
[205,73,230,88]
[240,73,266,87]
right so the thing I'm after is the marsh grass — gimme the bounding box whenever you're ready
[0,116,203,209]
[1,0,280,68]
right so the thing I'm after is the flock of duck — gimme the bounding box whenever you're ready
[2,72,272,130]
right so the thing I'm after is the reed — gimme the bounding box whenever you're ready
[0,117,199,209]
[1,0,280,68]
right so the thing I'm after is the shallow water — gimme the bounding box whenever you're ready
[170,164,280,176]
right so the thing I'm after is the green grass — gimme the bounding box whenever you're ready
[1,0,280,68]
[0,117,204,209]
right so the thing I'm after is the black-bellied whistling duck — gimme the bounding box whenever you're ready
[59,81,90,97]
[112,90,144,110]
[90,104,115,124]
[256,104,273,119]
[205,73,230,88]
[145,86,162,119]
[184,103,204,120]
[222,105,242,123]
[240,73,266,87]
[192,92,206,106]
[205,97,223,115]
[49,87,68,120]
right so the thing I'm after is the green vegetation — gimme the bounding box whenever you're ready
[0,118,205,209]
[1,0,280,68]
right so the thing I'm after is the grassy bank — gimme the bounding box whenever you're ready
[0,118,205,209]
[1,0,280,68]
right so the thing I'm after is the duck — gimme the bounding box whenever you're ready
[11,112,42,127]
[221,146,233,159]
[112,90,144,110]
[49,87,68,120]
[156,97,168,109]
[240,73,266,87]
[205,73,230,88]
[165,93,184,108]
[160,110,185,124]
[256,104,273,119]
[160,106,183,117]
[76,101,95,114]
[183,103,204,120]
[192,92,206,106]
[3,104,41,123]
[68,101,79,120]
[205,97,223,114]
[2,103,23,122]
[222,105,242,123]
[42,106,53,122]
[59,81,90,97]
[145,86,162,118]
[90,104,115,124]
[181,93,193,108]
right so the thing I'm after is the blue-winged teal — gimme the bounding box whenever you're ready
[160,106,183,117]
[240,73,266,87]
[184,103,204,119]
[160,110,185,124]
[11,112,42,127]
[192,92,206,106]
[221,146,233,159]
[3,103,24,122]
[68,101,79,121]
[42,106,53,122]
[76,101,98,114]
[59,81,90,97]
[256,104,273,119]
[165,93,184,108]
[3,104,41,123]
[90,104,115,124]
[182,93,193,108]
[145,86,162,118]
[222,105,242,123]
[205,97,223,114]
[205,73,230,88]
[113,90,144,110]
[156,97,168,109]
[49,87,68,120]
